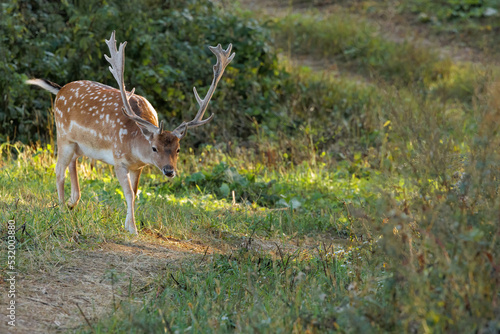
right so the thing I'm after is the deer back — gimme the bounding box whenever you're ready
[54,80,158,164]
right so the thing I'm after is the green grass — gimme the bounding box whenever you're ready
[398,0,500,55]
[270,7,495,105]
[89,247,363,333]
[0,144,376,243]
[0,143,381,332]
[275,11,448,84]
[261,0,500,59]
[2,102,499,331]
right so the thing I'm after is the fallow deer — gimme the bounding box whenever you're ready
[27,32,235,234]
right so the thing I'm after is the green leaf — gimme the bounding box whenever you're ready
[219,183,230,197]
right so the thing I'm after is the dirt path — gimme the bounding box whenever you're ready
[0,228,310,333]
[0,235,217,333]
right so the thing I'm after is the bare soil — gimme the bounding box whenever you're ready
[0,228,310,333]
[0,236,217,334]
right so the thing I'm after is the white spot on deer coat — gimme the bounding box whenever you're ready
[119,128,128,143]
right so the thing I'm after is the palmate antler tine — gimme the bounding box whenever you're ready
[104,31,160,134]
[172,43,235,139]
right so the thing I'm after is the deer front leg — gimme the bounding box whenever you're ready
[115,165,138,235]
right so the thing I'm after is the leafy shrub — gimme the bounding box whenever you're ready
[1,0,386,159]
[406,0,499,20]
[0,0,282,145]
[181,162,280,207]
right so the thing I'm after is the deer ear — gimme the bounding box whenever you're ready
[137,124,154,141]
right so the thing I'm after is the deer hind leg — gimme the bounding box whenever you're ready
[67,154,81,208]
[56,142,76,206]
[115,165,138,235]
[129,168,143,198]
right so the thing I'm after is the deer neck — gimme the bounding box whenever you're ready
[127,130,156,169]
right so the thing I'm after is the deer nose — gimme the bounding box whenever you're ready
[162,166,176,178]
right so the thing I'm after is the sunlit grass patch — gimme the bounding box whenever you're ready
[0,143,384,333]
[0,143,380,251]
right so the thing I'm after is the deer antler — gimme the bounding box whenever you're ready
[172,44,235,139]
[105,32,163,134]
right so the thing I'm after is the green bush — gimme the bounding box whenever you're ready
[0,0,283,145]
[405,0,499,20]
[1,0,384,158]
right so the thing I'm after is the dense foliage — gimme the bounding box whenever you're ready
[405,0,500,20]
[1,0,283,145]
[1,0,385,161]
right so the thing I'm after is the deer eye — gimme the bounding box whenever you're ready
[176,148,180,154]
[152,147,158,152]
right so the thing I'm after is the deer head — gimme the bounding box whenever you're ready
[104,32,235,177]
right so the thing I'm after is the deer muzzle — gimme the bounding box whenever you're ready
[162,166,176,178]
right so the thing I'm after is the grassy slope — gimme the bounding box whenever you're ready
[0,143,382,332]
